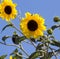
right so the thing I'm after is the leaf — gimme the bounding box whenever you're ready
[13,53,22,59]
[28,52,39,59]
[53,49,60,56]
[51,25,58,30]
[2,36,10,42]
[30,38,36,43]
[50,40,60,47]
[12,35,26,44]
[12,35,20,44]
[10,50,22,59]
[16,52,22,59]
[10,49,18,55]
[0,55,7,59]
[40,52,53,59]
[1,24,13,32]
[36,44,44,51]
[48,52,53,58]
[19,36,26,42]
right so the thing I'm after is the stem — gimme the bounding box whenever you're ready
[8,22,23,35]
[23,40,32,45]
[13,25,23,34]
[16,53,28,58]
[0,42,20,48]
[19,44,29,57]
[30,40,36,48]
[0,42,29,57]
[49,47,58,59]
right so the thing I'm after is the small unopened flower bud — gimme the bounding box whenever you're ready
[47,29,53,35]
[53,16,60,22]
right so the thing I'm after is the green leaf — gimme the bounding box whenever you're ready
[48,52,53,58]
[36,44,44,51]
[11,52,22,59]
[1,24,13,32]
[2,36,10,42]
[30,38,36,43]
[40,52,53,59]
[10,47,22,59]
[10,49,18,55]
[12,34,20,44]
[12,34,26,44]
[0,55,7,59]
[28,52,39,59]
[51,25,58,30]
[13,53,22,59]
[19,36,26,42]
[16,52,22,59]
[50,40,60,47]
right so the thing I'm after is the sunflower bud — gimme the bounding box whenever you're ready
[12,34,19,44]
[47,29,53,35]
[53,16,60,22]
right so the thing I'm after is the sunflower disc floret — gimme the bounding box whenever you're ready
[20,12,46,39]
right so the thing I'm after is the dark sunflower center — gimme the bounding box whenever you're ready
[27,20,38,31]
[4,6,12,14]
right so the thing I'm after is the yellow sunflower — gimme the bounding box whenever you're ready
[20,12,46,39]
[0,0,17,21]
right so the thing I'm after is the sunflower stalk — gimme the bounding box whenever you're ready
[0,42,21,48]
[0,41,29,57]
[19,44,29,57]
[16,53,28,58]
[13,24,23,35]
[30,39,36,48]
[7,21,23,35]
[23,40,33,45]
[49,47,58,59]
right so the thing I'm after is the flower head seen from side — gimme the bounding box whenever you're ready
[0,0,18,21]
[20,12,46,39]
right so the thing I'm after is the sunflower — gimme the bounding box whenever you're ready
[0,0,17,21]
[20,12,46,39]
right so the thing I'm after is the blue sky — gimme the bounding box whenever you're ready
[0,0,60,59]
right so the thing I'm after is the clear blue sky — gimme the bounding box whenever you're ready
[0,0,60,59]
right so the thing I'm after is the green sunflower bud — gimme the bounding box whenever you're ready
[53,16,60,22]
[12,34,19,44]
[47,29,53,35]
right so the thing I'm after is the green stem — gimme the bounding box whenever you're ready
[13,25,23,34]
[30,40,36,48]
[19,44,29,57]
[16,53,28,58]
[8,21,23,35]
[0,42,29,57]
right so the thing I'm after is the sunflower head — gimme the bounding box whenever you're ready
[0,0,18,21]
[20,12,46,39]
